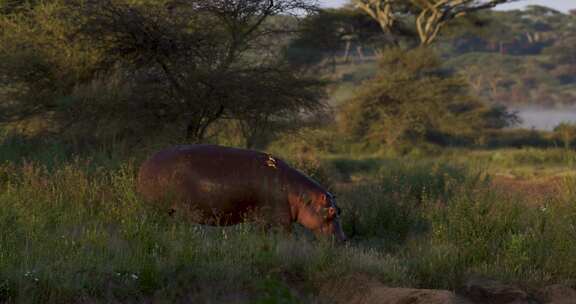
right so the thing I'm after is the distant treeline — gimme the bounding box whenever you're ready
[1,0,574,154]
[287,4,576,108]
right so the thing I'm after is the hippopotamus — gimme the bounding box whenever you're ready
[137,144,347,241]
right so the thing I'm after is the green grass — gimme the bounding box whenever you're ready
[319,147,576,181]
[2,143,576,302]
[338,159,576,289]
[0,161,413,303]
[440,148,576,178]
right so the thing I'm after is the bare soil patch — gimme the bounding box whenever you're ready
[320,274,471,304]
[490,175,562,205]
[320,275,576,304]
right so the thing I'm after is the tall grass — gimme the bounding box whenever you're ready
[2,144,576,302]
[0,160,412,303]
[336,159,576,290]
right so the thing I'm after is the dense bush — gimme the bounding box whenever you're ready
[338,161,483,245]
[554,122,576,148]
[0,0,323,147]
[335,155,576,289]
[337,47,517,150]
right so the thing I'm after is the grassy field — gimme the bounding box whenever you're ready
[1,139,576,303]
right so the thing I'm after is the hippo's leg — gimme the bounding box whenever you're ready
[248,211,290,234]
[273,217,292,231]
[254,221,292,237]
[262,212,293,236]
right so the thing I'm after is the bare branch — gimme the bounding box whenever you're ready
[356,0,520,45]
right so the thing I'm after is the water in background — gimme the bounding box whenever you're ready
[515,107,576,130]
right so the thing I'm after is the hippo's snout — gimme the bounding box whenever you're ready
[315,217,347,243]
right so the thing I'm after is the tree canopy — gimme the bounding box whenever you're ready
[338,48,518,148]
[0,0,324,146]
[355,0,519,45]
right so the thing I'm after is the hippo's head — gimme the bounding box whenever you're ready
[295,191,347,242]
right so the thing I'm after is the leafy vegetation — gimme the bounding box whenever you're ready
[338,47,517,149]
[2,144,576,302]
[1,0,576,302]
[0,0,322,146]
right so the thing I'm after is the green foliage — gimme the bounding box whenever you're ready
[0,157,417,302]
[340,182,424,244]
[0,0,102,117]
[428,193,524,265]
[439,7,576,107]
[285,7,383,68]
[309,5,576,111]
[479,129,552,149]
[338,47,513,149]
[254,278,299,304]
[338,160,481,244]
[334,154,576,289]
[409,186,576,288]
[268,127,341,156]
[327,157,386,181]
[0,0,323,146]
[3,140,576,300]
[378,161,481,203]
[554,122,576,148]
[492,148,576,168]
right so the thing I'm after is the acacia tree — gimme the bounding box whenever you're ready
[82,0,323,143]
[0,0,323,144]
[355,0,396,33]
[355,0,518,45]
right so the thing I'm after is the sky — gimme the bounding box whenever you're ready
[319,0,576,13]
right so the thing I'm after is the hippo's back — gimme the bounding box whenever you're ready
[137,145,290,223]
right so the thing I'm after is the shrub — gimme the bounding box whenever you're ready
[554,122,576,148]
[338,160,482,246]
[337,47,516,150]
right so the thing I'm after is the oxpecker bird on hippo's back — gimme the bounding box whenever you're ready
[137,144,347,242]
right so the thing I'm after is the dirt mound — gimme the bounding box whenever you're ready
[535,284,576,304]
[463,278,532,304]
[319,274,471,304]
[320,275,576,304]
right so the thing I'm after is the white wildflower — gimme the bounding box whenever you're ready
[540,205,548,212]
